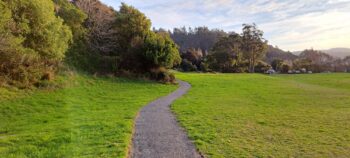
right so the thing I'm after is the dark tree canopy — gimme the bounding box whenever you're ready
[169,26,227,54]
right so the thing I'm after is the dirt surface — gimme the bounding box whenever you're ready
[130,80,201,158]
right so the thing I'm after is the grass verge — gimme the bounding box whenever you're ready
[0,74,177,157]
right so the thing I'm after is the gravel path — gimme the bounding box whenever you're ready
[130,80,201,158]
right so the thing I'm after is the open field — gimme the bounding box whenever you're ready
[0,74,176,157]
[172,73,350,157]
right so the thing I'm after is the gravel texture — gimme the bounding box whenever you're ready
[130,80,201,158]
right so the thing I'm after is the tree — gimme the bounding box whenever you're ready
[241,23,268,73]
[281,64,290,73]
[343,56,350,72]
[114,3,152,70]
[0,0,72,87]
[207,33,245,72]
[73,0,117,55]
[298,49,334,72]
[293,58,312,71]
[254,61,271,73]
[271,59,283,72]
[4,0,72,60]
[179,48,203,71]
[141,32,181,71]
[169,26,227,54]
[54,0,87,39]
[53,0,91,70]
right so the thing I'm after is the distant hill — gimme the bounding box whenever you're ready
[293,48,350,59]
[322,48,350,59]
[265,45,298,63]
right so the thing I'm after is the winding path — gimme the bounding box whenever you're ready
[130,80,201,158]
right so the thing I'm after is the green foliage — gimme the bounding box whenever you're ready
[208,33,244,72]
[113,3,181,81]
[254,60,271,73]
[206,24,269,73]
[173,72,350,157]
[0,74,177,157]
[0,0,72,88]
[6,0,72,60]
[242,23,268,72]
[179,48,204,72]
[53,0,95,72]
[281,63,291,73]
[180,59,198,72]
[169,26,228,53]
[115,3,151,56]
[141,32,181,70]
[271,59,283,71]
[54,0,87,40]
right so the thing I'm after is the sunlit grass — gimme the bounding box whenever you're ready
[0,74,177,157]
[172,73,350,157]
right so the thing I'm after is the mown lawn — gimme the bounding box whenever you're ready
[0,74,177,157]
[172,73,350,157]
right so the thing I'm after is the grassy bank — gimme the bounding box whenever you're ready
[172,73,350,157]
[0,74,177,157]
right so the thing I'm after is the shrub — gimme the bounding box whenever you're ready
[0,0,72,88]
[180,59,198,72]
[149,67,176,84]
[281,64,290,73]
[254,61,271,73]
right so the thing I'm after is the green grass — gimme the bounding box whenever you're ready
[172,73,350,157]
[0,74,177,158]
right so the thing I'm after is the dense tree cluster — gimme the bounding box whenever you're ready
[0,0,181,88]
[168,24,348,74]
[173,24,269,73]
[169,26,227,54]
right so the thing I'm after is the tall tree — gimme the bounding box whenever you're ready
[73,0,117,55]
[241,23,268,73]
[207,33,245,72]
[114,3,152,70]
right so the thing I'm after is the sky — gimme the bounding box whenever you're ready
[100,0,350,51]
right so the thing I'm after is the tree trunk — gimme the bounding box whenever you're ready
[252,54,255,73]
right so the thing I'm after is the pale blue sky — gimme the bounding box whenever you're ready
[101,0,350,51]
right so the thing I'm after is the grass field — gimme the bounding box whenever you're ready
[0,74,177,157]
[172,73,350,157]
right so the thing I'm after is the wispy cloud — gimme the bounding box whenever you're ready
[101,0,350,51]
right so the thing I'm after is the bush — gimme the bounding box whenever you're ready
[0,0,72,88]
[255,61,271,73]
[281,64,290,73]
[0,52,58,88]
[180,59,198,72]
[149,67,176,84]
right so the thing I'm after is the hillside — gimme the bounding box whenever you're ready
[265,45,298,63]
[323,48,350,58]
[293,48,350,58]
